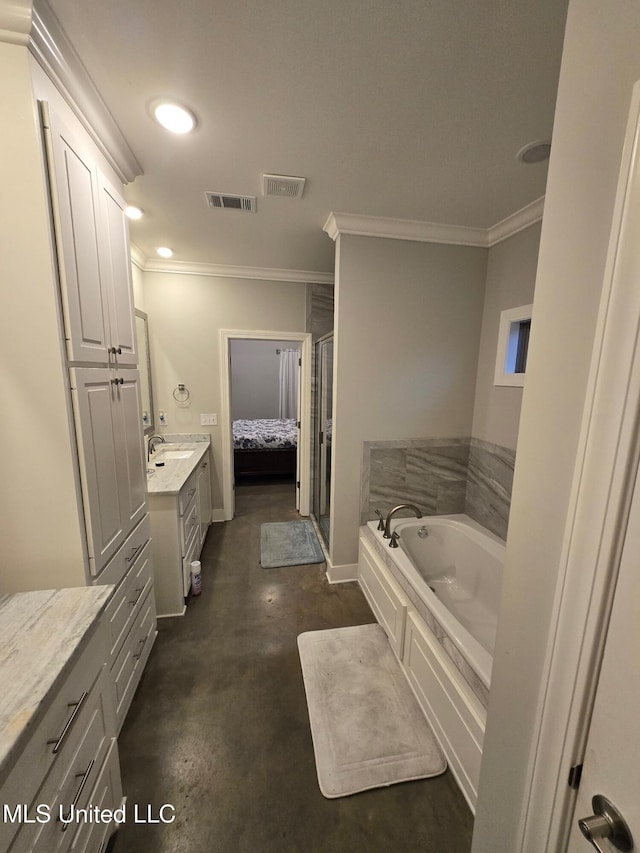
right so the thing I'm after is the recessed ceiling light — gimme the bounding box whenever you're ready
[517,140,551,164]
[156,247,173,258]
[153,101,196,134]
[125,205,144,220]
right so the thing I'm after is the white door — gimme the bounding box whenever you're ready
[43,105,109,364]
[98,170,137,366]
[566,464,640,853]
[115,370,148,532]
[71,367,125,574]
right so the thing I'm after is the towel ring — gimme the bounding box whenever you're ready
[173,383,190,404]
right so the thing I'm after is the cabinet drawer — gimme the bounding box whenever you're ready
[178,473,197,516]
[180,499,199,556]
[68,740,121,853]
[0,625,108,852]
[103,540,153,665]
[9,669,114,853]
[111,589,157,730]
[96,514,151,588]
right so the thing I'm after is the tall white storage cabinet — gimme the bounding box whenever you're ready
[30,100,158,731]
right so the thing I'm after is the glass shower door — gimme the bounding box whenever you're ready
[313,335,333,545]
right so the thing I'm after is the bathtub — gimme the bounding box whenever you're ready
[365,514,505,693]
[359,513,505,810]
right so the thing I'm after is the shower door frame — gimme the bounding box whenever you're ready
[312,332,334,546]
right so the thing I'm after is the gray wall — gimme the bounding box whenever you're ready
[143,273,306,510]
[472,1,640,849]
[230,339,299,420]
[358,225,541,541]
[331,234,487,568]
[472,222,541,450]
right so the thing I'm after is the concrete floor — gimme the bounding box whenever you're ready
[112,482,473,853]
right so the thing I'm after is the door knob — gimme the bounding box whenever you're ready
[578,795,633,852]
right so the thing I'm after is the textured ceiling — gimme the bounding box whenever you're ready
[46,0,569,274]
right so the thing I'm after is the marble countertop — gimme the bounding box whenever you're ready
[0,586,113,784]
[146,436,211,496]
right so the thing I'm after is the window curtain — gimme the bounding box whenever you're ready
[278,348,299,419]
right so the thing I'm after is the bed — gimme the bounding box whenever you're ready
[233,418,298,480]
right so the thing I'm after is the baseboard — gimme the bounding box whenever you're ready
[326,561,358,583]
[211,509,226,523]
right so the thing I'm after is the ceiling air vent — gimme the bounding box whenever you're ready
[205,192,257,212]
[262,174,306,199]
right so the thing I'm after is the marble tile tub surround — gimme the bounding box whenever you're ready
[465,438,515,542]
[0,586,113,784]
[361,436,515,541]
[361,438,470,526]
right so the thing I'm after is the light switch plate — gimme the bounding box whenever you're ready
[200,413,217,426]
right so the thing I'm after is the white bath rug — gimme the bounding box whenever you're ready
[297,623,446,798]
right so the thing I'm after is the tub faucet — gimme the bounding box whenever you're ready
[147,434,165,461]
[383,504,423,539]
[374,509,385,531]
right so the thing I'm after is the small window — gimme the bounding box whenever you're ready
[494,304,533,387]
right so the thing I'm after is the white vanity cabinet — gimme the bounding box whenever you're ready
[102,530,156,733]
[5,96,157,731]
[149,448,212,617]
[0,590,122,853]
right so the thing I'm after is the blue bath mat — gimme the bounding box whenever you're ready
[260,520,325,568]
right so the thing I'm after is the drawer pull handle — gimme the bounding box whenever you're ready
[125,542,145,563]
[129,586,144,606]
[60,759,95,830]
[47,692,88,754]
[134,635,148,660]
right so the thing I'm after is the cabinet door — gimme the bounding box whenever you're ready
[71,368,126,574]
[43,106,110,364]
[196,456,212,546]
[114,371,148,532]
[98,171,137,366]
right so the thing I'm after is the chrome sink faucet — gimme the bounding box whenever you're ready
[383,504,423,539]
[147,434,165,461]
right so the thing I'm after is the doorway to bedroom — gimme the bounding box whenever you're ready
[230,338,300,485]
[219,330,312,521]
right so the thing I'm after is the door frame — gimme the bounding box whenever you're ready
[519,81,640,851]
[219,329,312,521]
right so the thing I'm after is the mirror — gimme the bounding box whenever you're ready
[135,310,154,432]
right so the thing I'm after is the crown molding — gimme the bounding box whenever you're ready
[29,0,142,184]
[324,197,545,249]
[132,250,333,285]
[0,1,33,45]
[323,211,488,247]
[129,243,147,271]
[487,196,545,246]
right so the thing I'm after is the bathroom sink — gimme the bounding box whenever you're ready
[158,449,195,460]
